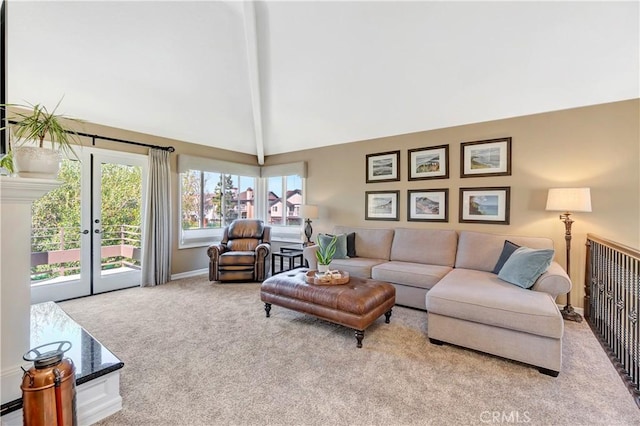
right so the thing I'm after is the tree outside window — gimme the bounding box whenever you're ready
[181,170,255,230]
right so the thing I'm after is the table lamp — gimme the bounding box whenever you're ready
[300,204,319,246]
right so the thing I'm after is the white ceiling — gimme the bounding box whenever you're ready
[7,1,639,163]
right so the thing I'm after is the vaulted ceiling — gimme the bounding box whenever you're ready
[7,1,639,164]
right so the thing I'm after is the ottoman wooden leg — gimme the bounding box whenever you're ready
[264,303,271,318]
[355,330,365,348]
[384,309,392,323]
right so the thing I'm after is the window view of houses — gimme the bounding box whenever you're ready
[181,171,303,229]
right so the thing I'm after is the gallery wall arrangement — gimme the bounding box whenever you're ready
[365,137,512,224]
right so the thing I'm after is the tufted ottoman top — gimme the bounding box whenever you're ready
[261,269,395,316]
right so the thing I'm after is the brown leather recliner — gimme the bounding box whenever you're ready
[207,219,271,282]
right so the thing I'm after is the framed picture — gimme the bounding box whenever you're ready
[460,137,512,178]
[365,190,400,221]
[407,189,448,222]
[408,145,449,180]
[459,187,510,225]
[366,150,400,183]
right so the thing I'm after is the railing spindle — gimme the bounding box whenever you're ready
[587,234,640,408]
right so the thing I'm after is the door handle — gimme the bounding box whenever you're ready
[81,230,89,234]
[94,229,102,234]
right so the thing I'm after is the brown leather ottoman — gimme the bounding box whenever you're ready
[260,269,396,347]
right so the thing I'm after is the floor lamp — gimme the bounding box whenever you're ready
[300,204,319,246]
[545,187,592,322]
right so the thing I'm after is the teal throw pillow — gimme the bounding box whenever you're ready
[497,246,554,289]
[318,233,349,259]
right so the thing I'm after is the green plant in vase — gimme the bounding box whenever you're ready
[0,98,83,178]
[315,235,337,272]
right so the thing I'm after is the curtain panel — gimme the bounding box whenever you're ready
[142,148,171,286]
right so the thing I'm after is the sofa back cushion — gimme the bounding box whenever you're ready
[333,226,394,260]
[455,231,554,272]
[390,228,458,266]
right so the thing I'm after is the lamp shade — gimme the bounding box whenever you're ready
[300,204,319,219]
[545,188,592,212]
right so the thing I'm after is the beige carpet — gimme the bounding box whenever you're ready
[59,275,640,425]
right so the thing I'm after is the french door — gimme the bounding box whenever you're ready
[31,148,148,303]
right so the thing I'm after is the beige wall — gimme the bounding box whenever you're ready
[9,100,638,309]
[265,99,640,309]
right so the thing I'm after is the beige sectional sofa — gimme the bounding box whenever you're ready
[302,226,571,376]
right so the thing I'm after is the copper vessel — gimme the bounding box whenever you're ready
[21,341,77,426]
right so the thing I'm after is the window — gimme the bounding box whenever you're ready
[261,162,306,241]
[178,156,306,247]
[180,170,257,245]
[267,175,302,227]
[178,155,260,248]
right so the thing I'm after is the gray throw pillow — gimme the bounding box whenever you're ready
[492,240,520,274]
[318,233,349,259]
[498,246,554,289]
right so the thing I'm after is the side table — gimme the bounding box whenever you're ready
[271,251,305,276]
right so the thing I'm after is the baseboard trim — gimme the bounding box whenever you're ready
[171,268,208,280]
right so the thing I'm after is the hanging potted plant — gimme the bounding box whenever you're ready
[0,98,83,178]
[315,235,337,273]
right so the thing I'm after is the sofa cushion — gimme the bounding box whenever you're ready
[455,231,554,272]
[426,268,563,339]
[328,257,387,279]
[318,233,348,259]
[498,247,555,289]
[372,261,452,290]
[333,226,394,260]
[492,240,520,274]
[390,228,457,267]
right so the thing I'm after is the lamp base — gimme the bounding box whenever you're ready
[304,219,313,245]
[561,304,583,323]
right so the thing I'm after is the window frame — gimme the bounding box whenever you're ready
[177,157,306,248]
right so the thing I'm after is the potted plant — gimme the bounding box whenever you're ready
[315,234,337,273]
[0,98,83,178]
[0,149,13,175]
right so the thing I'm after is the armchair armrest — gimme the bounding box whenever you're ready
[255,242,270,260]
[207,243,227,281]
[207,243,227,260]
[254,243,271,281]
[303,245,319,270]
[530,261,571,299]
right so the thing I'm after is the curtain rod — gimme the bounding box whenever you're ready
[7,120,175,152]
[78,130,176,152]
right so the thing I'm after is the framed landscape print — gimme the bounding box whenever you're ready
[460,137,512,178]
[366,150,400,183]
[408,145,449,180]
[459,187,510,225]
[365,190,400,221]
[407,189,448,222]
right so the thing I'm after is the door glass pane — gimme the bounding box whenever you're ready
[31,159,82,285]
[100,162,142,277]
